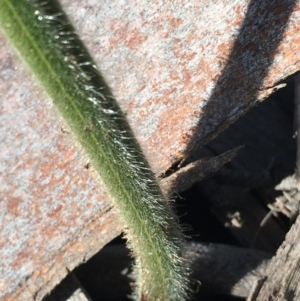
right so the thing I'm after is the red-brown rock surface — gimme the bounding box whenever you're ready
[1,0,299,300]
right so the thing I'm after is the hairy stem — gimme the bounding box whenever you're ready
[0,0,190,300]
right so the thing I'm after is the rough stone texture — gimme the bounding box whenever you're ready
[61,0,300,174]
[0,37,122,301]
[1,0,300,300]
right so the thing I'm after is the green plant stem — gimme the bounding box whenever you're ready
[0,0,189,300]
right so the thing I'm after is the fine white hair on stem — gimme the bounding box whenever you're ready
[0,0,191,300]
